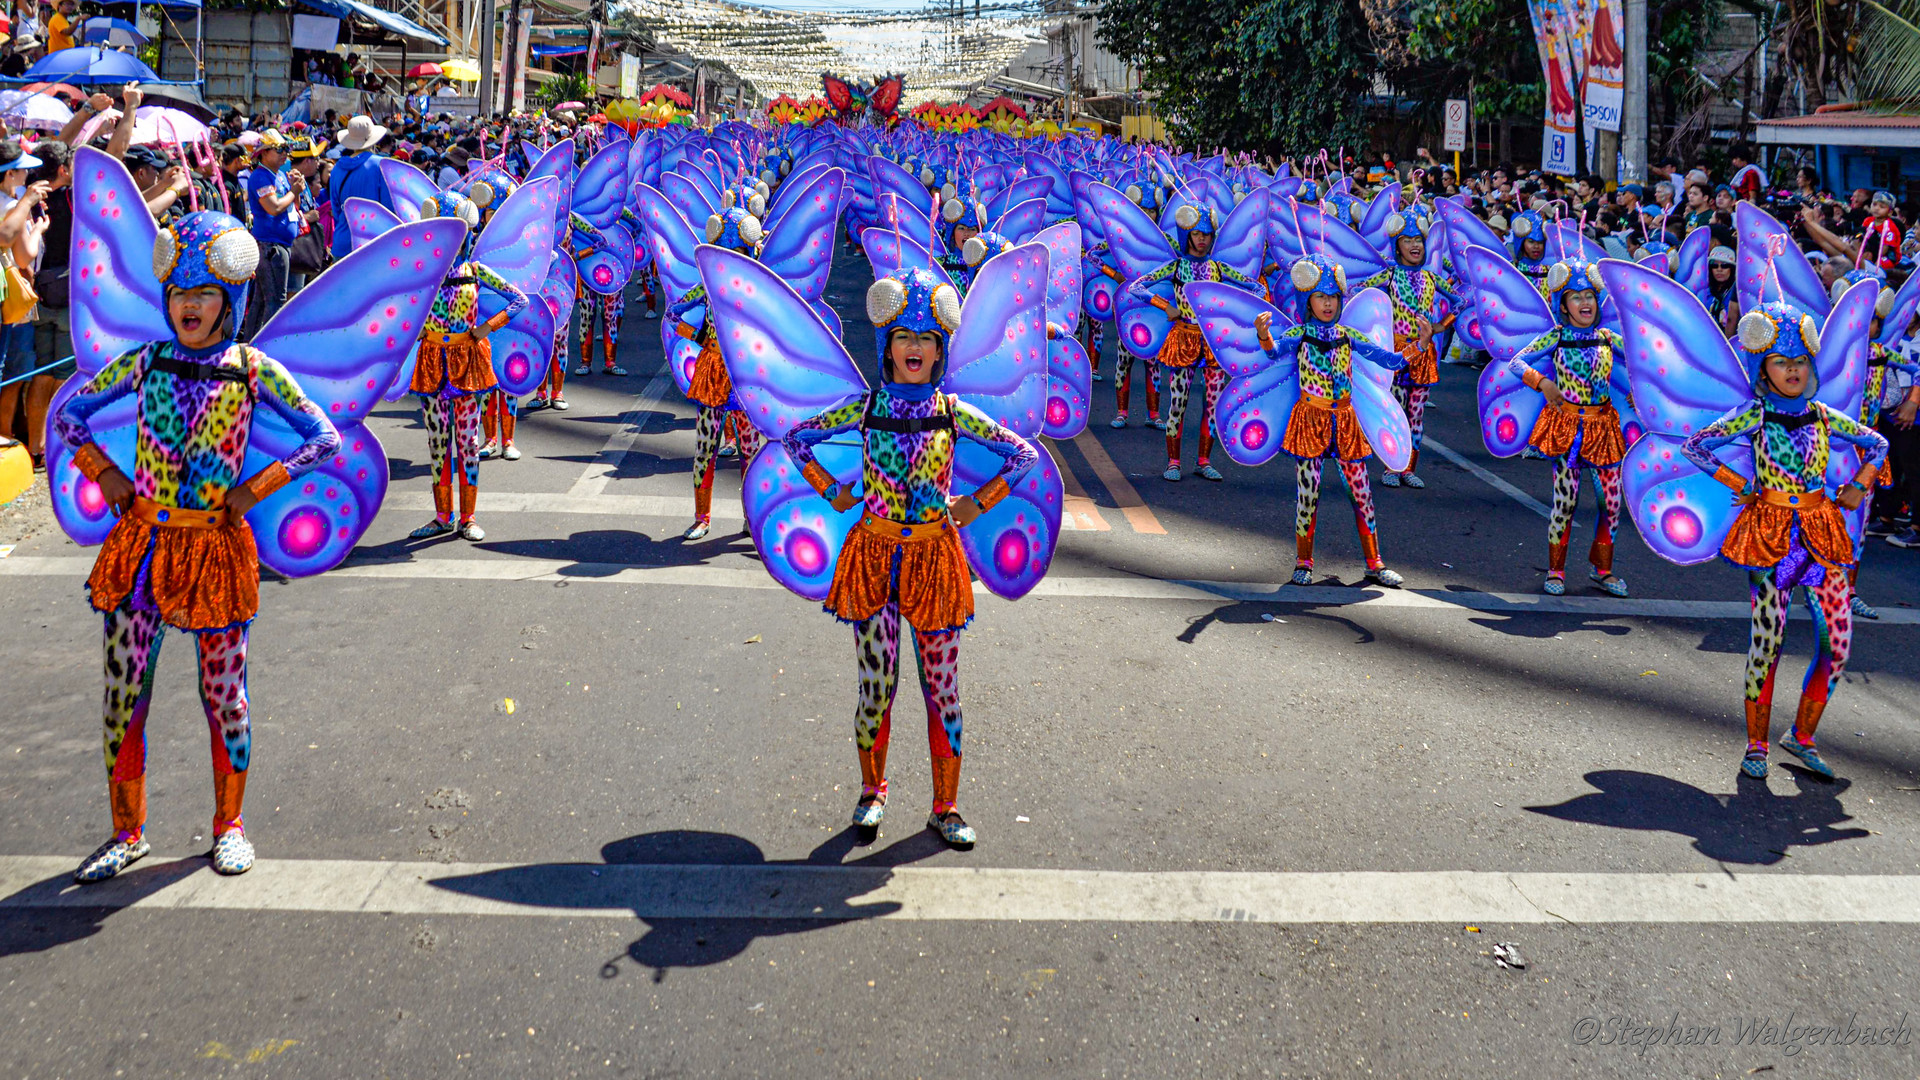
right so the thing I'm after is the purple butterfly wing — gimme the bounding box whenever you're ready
[473,177,561,298]
[1597,258,1746,440]
[254,217,468,427]
[1357,183,1400,249]
[572,143,629,231]
[1343,288,1415,472]
[989,198,1046,245]
[1817,278,1877,419]
[765,162,835,234]
[741,436,863,600]
[1082,260,1119,324]
[861,227,940,281]
[377,158,437,222]
[1069,170,1106,247]
[1543,221,1605,265]
[953,433,1063,600]
[526,138,578,224]
[987,176,1051,224]
[758,166,845,304]
[633,182,701,303]
[659,171,715,228]
[1673,225,1712,295]
[869,155,928,215]
[66,147,167,376]
[1188,281,1296,466]
[44,375,134,546]
[1212,188,1267,281]
[1033,222,1083,333]
[1022,151,1075,221]
[697,245,868,440]
[1085,180,1173,283]
[578,221,634,295]
[1043,333,1091,439]
[944,242,1052,437]
[1459,243,1555,457]
[1736,201,1828,318]
[873,192,933,243]
[343,196,403,251]
[241,419,386,578]
[1622,434,1749,565]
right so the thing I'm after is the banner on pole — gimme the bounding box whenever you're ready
[1526,0,1592,175]
[1583,0,1625,132]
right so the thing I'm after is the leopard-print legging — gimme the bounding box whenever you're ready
[578,288,626,370]
[1113,352,1162,418]
[1295,457,1382,571]
[1746,568,1851,725]
[421,393,483,498]
[1163,362,1226,468]
[101,606,250,839]
[691,405,765,516]
[1546,459,1622,574]
[1391,382,1431,475]
[852,603,963,814]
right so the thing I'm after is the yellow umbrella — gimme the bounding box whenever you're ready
[441,58,481,83]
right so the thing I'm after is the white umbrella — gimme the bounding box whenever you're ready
[74,105,213,147]
[0,89,75,131]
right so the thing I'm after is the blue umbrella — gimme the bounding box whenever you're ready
[83,18,149,47]
[16,47,161,86]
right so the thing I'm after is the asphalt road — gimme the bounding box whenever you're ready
[3,246,1920,1079]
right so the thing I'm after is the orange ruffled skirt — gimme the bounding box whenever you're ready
[1281,393,1372,462]
[826,514,974,632]
[1395,334,1439,386]
[411,336,496,396]
[688,343,733,409]
[1157,322,1207,369]
[1720,494,1854,572]
[1527,400,1625,467]
[89,513,260,630]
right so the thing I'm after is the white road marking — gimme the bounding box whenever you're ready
[3,856,1916,924]
[567,368,676,499]
[386,488,1099,530]
[3,556,1914,622]
[1422,437,1555,520]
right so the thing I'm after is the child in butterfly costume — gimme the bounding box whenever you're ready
[1354,210,1458,489]
[1602,257,1888,781]
[406,191,530,543]
[1254,256,1410,586]
[1500,262,1631,597]
[46,150,454,883]
[671,197,769,541]
[1125,203,1263,482]
[700,241,1063,849]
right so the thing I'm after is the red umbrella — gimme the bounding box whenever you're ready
[407,62,443,78]
[19,81,84,102]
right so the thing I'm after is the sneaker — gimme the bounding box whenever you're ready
[457,521,486,541]
[502,445,521,462]
[1589,571,1629,598]
[1195,463,1224,481]
[927,810,976,847]
[1521,446,1547,460]
[1091,370,1104,382]
[1888,527,1920,549]
[1149,416,1167,431]
[717,441,739,459]
[853,791,885,828]
[605,365,628,377]
[1851,593,1880,620]
[551,397,570,411]
[1867,518,1897,536]
[1777,732,1836,779]
[478,441,499,460]
[211,829,255,875]
[1109,412,1129,429]
[527,395,549,410]
[572,363,590,376]
[1162,465,1182,482]
[1365,567,1404,588]
[1543,575,1566,596]
[683,519,711,541]
[1402,473,1426,489]
[74,835,150,883]
[1290,567,1313,586]
[1379,471,1402,488]
[644,309,659,320]
[409,518,455,540]
[1741,746,1769,778]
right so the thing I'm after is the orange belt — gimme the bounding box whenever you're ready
[856,512,954,542]
[129,496,228,530]
[1751,487,1830,510]
[422,330,472,345]
[1551,399,1616,420]
[1297,392,1352,411]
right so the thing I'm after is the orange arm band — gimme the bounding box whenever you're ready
[1712,465,1747,492]
[1520,368,1544,391]
[72,442,115,482]
[241,461,292,503]
[675,323,698,340]
[973,476,1012,511]
[801,460,835,497]
[480,312,511,335]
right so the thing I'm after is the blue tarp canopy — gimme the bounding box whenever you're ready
[8,46,162,86]
[298,0,447,46]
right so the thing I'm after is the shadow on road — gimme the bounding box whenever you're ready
[431,828,948,983]
[0,856,211,958]
[1525,769,1869,865]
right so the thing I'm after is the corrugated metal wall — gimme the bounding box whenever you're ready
[160,11,292,113]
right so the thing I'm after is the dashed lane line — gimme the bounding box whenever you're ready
[1071,430,1167,535]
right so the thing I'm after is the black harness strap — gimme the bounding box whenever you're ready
[1765,409,1819,432]
[863,391,956,434]
[148,354,247,384]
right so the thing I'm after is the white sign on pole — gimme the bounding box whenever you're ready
[291,14,339,51]
[620,54,640,99]
[1443,99,1468,153]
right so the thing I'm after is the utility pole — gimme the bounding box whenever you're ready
[478,0,495,115]
[1621,0,1648,181]
[501,0,524,113]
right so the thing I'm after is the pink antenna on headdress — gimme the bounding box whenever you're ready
[204,137,229,215]
[1765,233,1786,303]
[158,118,198,213]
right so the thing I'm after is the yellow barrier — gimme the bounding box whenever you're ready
[0,441,28,507]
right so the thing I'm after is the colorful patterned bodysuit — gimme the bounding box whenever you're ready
[1509,326,1629,580]
[1682,395,1888,753]
[1356,263,1459,477]
[669,282,767,530]
[784,383,1036,817]
[541,214,608,404]
[1267,321,1404,573]
[56,340,339,843]
[415,259,527,526]
[1129,256,1263,470]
